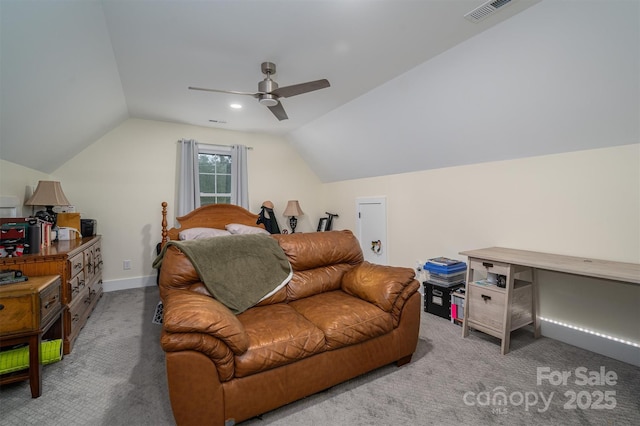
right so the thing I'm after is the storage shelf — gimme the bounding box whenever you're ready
[461,255,538,355]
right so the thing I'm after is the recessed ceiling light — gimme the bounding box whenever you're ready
[230,103,242,109]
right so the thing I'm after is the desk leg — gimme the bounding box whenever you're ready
[500,265,515,355]
[532,268,541,338]
[28,334,42,398]
[462,268,471,338]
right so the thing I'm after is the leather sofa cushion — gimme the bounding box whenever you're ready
[234,304,326,378]
[290,291,393,350]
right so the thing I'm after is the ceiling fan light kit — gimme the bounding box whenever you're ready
[258,95,279,107]
[189,61,330,121]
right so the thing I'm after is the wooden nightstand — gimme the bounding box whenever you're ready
[0,275,63,398]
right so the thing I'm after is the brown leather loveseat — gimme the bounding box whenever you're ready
[158,230,421,425]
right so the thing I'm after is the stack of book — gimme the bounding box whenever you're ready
[424,257,467,287]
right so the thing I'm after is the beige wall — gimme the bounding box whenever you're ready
[0,160,51,217]
[322,144,640,343]
[1,128,638,344]
[51,118,323,283]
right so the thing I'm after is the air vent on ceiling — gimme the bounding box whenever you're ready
[464,0,516,23]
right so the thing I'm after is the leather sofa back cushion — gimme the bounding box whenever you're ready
[285,264,352,301]
[273,231,363,271]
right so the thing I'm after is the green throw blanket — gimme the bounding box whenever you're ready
[153,234,292,314]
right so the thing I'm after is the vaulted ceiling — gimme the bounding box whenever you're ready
[1,1,637,182]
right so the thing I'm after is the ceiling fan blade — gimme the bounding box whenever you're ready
[271,79,330,98]
[267,102,288,121]
[188,86,260,98]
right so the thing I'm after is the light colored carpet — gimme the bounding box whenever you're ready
[1,286,638,425]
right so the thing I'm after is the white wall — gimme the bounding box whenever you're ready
[290,0,639,182]
[51,118,323,289]
[322,144,640,348]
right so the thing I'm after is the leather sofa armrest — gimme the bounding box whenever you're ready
[163,290,249,355]
[341,261,417,312]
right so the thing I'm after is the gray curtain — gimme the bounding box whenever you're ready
[231,144,249,209]
[177,139,200,216]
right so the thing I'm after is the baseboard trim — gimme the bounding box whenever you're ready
[540,319,640,367]
[103,275,157,292]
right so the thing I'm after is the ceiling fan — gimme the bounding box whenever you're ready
[189,62,330,121]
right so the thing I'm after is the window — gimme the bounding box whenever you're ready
[198,147,232,205]
[178,140,248,215]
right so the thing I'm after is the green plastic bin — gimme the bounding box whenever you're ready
[0,339,62,375]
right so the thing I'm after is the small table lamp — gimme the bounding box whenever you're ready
[25,181,71,225]
[283,200,304,233]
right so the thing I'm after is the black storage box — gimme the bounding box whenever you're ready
[423,281,465,319]
[81,219,97,237]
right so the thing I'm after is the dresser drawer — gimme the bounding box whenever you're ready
[68,252,84,278]
[67,293,90,341]
[93,244,103,274]
[67,271,86,303]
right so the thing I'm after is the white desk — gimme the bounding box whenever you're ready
[459,247,640,355]
[460,247,640,285]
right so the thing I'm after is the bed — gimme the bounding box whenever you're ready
[160,201,266,246]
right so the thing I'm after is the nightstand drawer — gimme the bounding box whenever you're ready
[40,278,61,326]
[468,258,510,276]
[0,275,62,335]
[0,293,36,333]
[467,284,505,332]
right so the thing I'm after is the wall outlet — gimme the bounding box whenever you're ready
[123,260,131,270]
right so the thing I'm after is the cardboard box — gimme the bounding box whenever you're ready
[56,213,81,234]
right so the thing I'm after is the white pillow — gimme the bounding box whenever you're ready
[178,227,231,240]
[225,223,270,235]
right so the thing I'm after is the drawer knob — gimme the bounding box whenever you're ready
[0,304,4,311]
[481,294,492,302]
[482,262,494,268]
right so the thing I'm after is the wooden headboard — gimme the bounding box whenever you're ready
[161,201,264,246]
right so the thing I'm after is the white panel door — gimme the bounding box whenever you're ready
[356,197,387,265]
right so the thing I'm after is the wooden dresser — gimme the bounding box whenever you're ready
[0,236,103,354]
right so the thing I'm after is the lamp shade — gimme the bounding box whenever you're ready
[25,181,70,207]
[283,200,304,217]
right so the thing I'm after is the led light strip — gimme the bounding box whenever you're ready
[539,317,640,348]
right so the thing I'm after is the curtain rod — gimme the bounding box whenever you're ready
[179,140,253,150]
